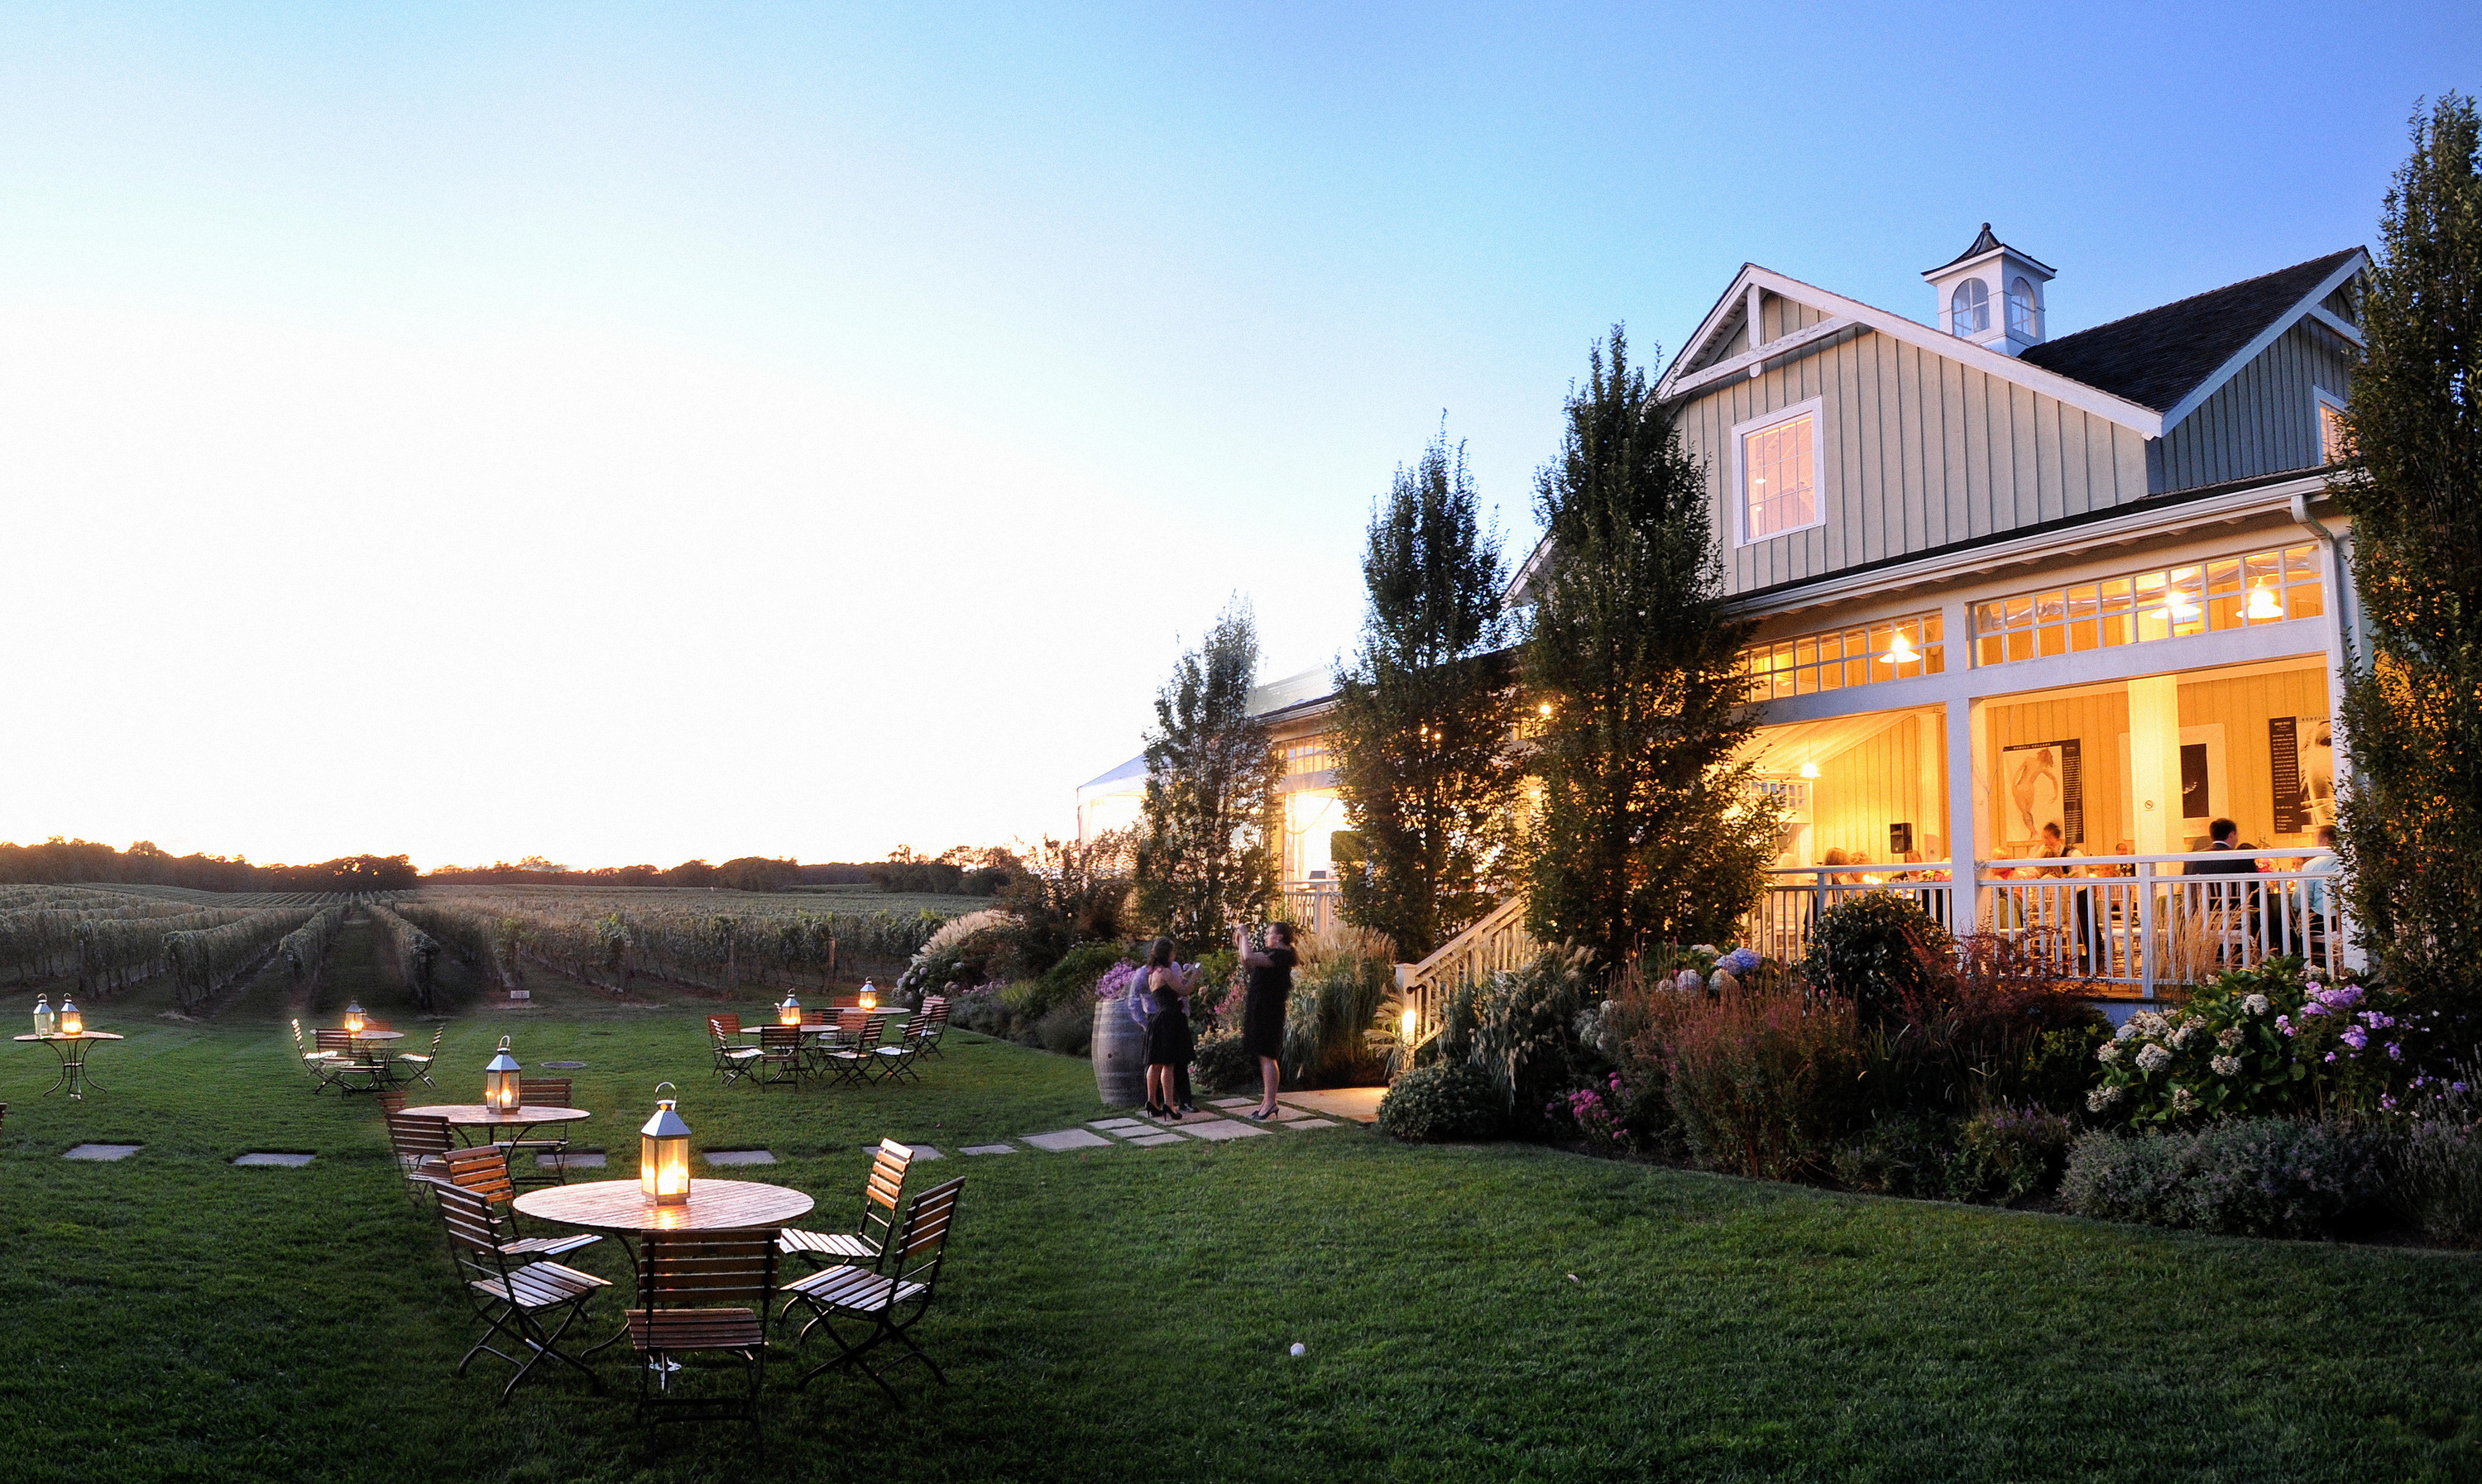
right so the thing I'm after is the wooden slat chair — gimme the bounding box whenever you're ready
[292,1020,367,1094]
[376,1089,407,1116]
[751,1026,807,1091]
[818,1012,891,1086]
[870,1017,932,1083]
[434,1182,610,1405]
[313,1027,387,1091]
[497,1077,577,1184]
[784,1175,967,1401]
[776,1139,913,1276]
[436,1145,601,1260]
[627,1229,779,1435]
[709,1019,764,1088]
[393,1023,445,1088]
[386,1111,457,1206]
[915,998,952,1058]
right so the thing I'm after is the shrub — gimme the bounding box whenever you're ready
[2390,1114,2482,1247]
[1282,927,1397,1089]
[1033,998,1093,1057]
[1550,1073,1639,1156]
[1191,1027,1259,1094]
[1831,1111,1952,1198]
[2063,1119,2379,1239]
[1804,893,1951,1026]
[2086,959,2422,1127]
[1378,1061,1502,1142]
[1664,988,1864,1180]
[1034,941,1128,1013]
[1469,945,1603,1131]
[1948,1104,2072,1204]
[947,987,1012,1038]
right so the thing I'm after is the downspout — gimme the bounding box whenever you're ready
[2291,491,2364,660]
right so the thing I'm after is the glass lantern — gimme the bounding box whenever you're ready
[343,1002,366,1036]
[33,995,52,1038]
[858,979,878,1012]
[779,991,802,1026]
[640,1083,692,1205]
[484,1036,522,1112]
[57,998,82,1036]
[1400,1003,1419,1044]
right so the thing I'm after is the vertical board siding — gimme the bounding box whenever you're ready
[2154,322,2357,494]
[1985,690,2133,856]
[2176,666,2331,846]
[1814,713,1949,863]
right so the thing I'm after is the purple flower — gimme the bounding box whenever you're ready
[2324,1052,2338,1063]
[2341,1026,2369,1051]
[2387,1042,2403,1060]
[2457,1082,2470,1094]
[2302,1002,2329,1017]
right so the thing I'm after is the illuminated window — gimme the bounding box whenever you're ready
[2317,392,2350,466]
[1741,408,1819,543]
[1971,543,2324,667]
[1281,741,1332,777]
[1951,278,1990,335]
[2006,276,2039,337]
[1739,612,1944,701]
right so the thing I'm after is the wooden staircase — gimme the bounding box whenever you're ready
[1394,895,1539,1044]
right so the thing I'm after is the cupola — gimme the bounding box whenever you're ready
[1923,223,2054,356]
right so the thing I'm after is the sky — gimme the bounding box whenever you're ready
[0,2,2473,870]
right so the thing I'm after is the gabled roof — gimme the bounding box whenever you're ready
[1924,222,2054,277]
[2018,248,2365,419]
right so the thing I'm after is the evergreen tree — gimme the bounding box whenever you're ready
[1521,326,1780,964]
[1135,597,1283,952]
[1330,425,1522,958]
[2334,95,2482,1017]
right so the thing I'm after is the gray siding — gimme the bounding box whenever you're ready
[1682,326,2153,596]
[2149,320,2357,493]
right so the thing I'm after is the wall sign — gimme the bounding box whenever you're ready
[2270,716,2336,836]
[2001,740,2082,846]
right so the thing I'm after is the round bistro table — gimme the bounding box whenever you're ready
[14,1032,124,1101]
[400,1103,593,1147]
[515,1178,816,1366]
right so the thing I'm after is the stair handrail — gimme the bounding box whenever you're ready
[1393,894,1537,1046]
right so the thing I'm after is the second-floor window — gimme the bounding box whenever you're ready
[1740,405,1820,543]
[2317,391,2350,466]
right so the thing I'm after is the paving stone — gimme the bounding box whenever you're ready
[961,1143,1018,1156]
[1210,1097,1258,1108]
[1126,1132,1188,1147]
[1090,1118,1149,1130]
[1287,1118,1339,1129]
[899,1144,942,1161]
[1022,1128,1114,1151]
[540,1060,588,1070]
[62,1143,141,1161]
[539,1151,606,1169]
[1174,1118,1268,1142]
[234,1152,315,1167]
[704,1149,777,1166]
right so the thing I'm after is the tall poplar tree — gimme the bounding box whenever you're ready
[1330,425,1521,958]
[1522,327,1780,964]
[1135,597,1283,953]
[2333,94,2482,1017]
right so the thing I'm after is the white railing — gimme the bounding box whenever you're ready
[1276,881,1344,940]
[1394,895,1538,1044]
[1745,850,2349,1001]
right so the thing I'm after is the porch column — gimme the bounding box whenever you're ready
[2128,673,2183,855]
[1944,698,1984,929]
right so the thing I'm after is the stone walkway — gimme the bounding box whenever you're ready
[961,1091,1373,1157]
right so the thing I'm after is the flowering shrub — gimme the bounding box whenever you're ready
[1549,1074,1638,1156]
[1092,960,1140,1001]
[1663,987,1865,1179]
[2085,958,2420,1125]
[1948,1104,2072,1204]
[2062,1119,2381,1238]
[1378,1061,1502,1142]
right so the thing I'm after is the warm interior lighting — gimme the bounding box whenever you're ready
[57,998,81,1036]
[343,1002,365,1035]
[1537,702,1554,717]
[779,991,801,1026]
[2163,593,2200,621]
[484,1036,522,1112]
[2245,586,2283,620]
[1798,761,1822,779]
[1883,630,1919,664]
[640,1082,692,1205]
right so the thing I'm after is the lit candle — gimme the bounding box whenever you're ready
[57,998,81,1036]
[484,1036,522,1112]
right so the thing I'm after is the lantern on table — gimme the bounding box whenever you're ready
[33,995,53,1038]
[57,998,82,1036]
[640,1083,692,1205]
[858,979,878,1012]
[779,991,802,1027]
[343,1002,366,1036]
[484,1036,522,1112]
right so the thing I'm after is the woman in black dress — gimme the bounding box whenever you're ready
[1140,937,1194,1120]
[1233,921,1297,1121]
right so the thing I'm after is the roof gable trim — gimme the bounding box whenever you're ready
[2156,251,2369,433]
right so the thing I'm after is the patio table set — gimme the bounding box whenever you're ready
[707,993,951,1090]
[290,1002,444,1094]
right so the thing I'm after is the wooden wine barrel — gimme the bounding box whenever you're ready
[1091,996,1148,1107]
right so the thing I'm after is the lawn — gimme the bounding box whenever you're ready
[3,926,2480,1482]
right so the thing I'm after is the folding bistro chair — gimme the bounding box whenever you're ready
[870,1016,932,1083]
[394,1023,444,1088]
[386,1111,457,1206]
[628,1230,779,1436]
[775,1138,913,1276]
[751,1026,807,1091]
[376,1089,406,1116]
[710,1018,764,1088]
[293,1020,367,1094]
[314,1028,386,1092]
[783,1175,966,1401]
[498,1077,577,1182]
[435,1144,600,1260]
[818,1012,890,1086]
[433,1182,610,1405]
[915,997,952,1058]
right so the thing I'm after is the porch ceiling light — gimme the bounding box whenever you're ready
[1882,630,1919,664]
[1798,762,1821,779]
[2245,586,2283,621]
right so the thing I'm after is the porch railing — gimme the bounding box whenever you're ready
[1746,850,2348,1000]
[1275,880,1344,940]
[1395,895,1539,1044]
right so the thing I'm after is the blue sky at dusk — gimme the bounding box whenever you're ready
[1,3,2471,868]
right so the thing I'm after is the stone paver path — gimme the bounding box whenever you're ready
[1023,1128,1114,1151]
[1090,1118,1149,1131]
[1126,1131,1188,1147]
[705,1149,777,1166]
[540,1151,606,1169]
[1276,1088,1385,1124]
[961,1144,1018,1156]
[235,1152,315,1167]
[64,1143,141,1161]
[946,1089,1380,1158]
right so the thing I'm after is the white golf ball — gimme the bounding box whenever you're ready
[1289,1343,1306,1357]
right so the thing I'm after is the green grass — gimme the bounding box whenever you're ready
[4,929,2481,1482]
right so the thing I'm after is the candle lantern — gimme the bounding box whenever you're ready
[858,979,878,1012]
[33,995,54,1038]
[343,1002,366,1036]
[484,1036,522,1112]
[640,1083,692,1205]
[57,998,82,1037]
[779,991,802,1026]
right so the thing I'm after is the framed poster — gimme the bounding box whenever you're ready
[2179,723,2227,835]
[2001,740,2082,846]
[2271,716,2336,835]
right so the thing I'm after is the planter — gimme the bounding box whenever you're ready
[1092,997,1148,1107]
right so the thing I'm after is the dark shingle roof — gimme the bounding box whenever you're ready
[2017,248,2360,414]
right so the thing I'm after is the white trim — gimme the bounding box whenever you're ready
[2155,252,2369,433]
[1657,265,2166,436]
[1665,316,1857,399]
[1731,397,1826,548]
[2314,386,2350,467]
[2306,304,2366,348]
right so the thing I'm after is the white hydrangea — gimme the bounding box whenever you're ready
[2172,1022,2202,1050]
[2216,1027,2243,1050]
[2087,1084,2123,1111]
[2114,1021,2139,1041]
[2135,1043,2173,1074]
[2172,1085,2198,1115]
[2096,1041,2122,1065]
[2243,993,2271,1016]
[2211,1054,2240,1077]
[2131,1011,2168,1036]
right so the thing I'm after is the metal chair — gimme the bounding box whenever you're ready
[752,1026,807,1091]
[434,1182,611,1405]
[293,1019,371,1094]
[783,1175,966,1401]
[394,1023,444,1088]
[776,1139,913,1275]
[818,1012,890,1085]
[915,998,952,1058]
[709,1019,764,1087]
[871,1017,931,1083]
[628,1229,779,1436]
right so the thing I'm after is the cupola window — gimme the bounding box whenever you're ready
[1950,278,1990,335]
[2006,276,2039,337]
